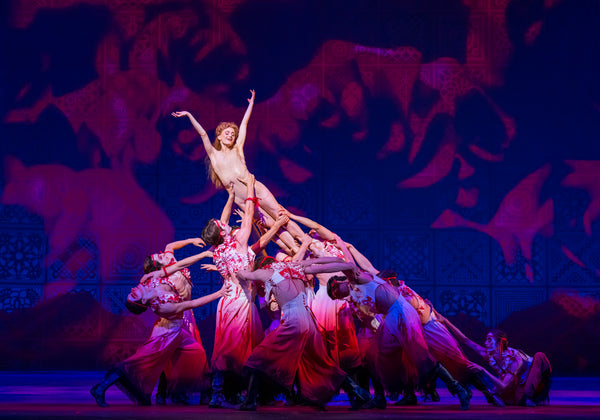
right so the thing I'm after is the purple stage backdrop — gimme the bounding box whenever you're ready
[0,0,599,374]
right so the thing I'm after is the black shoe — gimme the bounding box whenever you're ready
[373,393,387,409]
[239,401,257,411]
[341,376,372,410]
[423,390,440,402]
[485,393,505,407]
[394,394,418,406]
[90,384,108,408]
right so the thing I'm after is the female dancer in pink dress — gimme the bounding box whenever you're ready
[198,175,265,408]
[280,210,362,375]
[236,256,372,411]
[90,252,228,407]
[143,238,210,404]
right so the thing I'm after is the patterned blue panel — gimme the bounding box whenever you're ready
[491,236,547,285]
[491,287,546,326]
[0,230,45,283]
[191,284,219,321]
[0,204,44,227]
[47,236,99,284]
[436,286,490,325]
[548,233,600,286]
[0,285,43,312]
[553,188,590,233]
[104,240,147,283]
[381,189,431,229]
[101,285,133,315]
[323,177,377,229]
[435,230,490,285]
[381,230,432,285]
[410,286,433,304]
[433,179,491,225]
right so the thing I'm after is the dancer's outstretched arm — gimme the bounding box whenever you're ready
[251,211,289,254]
[157,283,230,317]
[346,243,379,275]
[164,237,205,253]
[283,209,336,241]
[435,310,486,358]
[171,111,215,158]
[141,250,213,282]
[292,233,312,261]
[220,182,236,225]
[236,174,256,250]
[236,90,255,151]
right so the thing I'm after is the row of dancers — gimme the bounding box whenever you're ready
[90,91,552,410]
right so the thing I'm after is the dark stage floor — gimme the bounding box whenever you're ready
[0,372,599,419]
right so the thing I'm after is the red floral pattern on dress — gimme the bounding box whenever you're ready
[213,233,255,279]
[486,347,532,384]
[149,292,183,312]
[398,282,429,318]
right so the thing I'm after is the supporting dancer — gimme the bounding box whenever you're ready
[327,269,471,410]
[378,271,505,407]
[172,90,304,250]
[236,256,372,411]
[142,238,210,404]
[279,210,362,383]
[90,253,228,407]
[438,316,552,407]
[200,175,264,408]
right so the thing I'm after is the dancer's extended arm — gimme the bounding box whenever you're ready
[236,90,255,151]
[141,250,213,282]
[164,237,205,253]
[251,211,289,254]
[171,111,215,158]
[283,209,336,241]
[220,182,236,225]
[435,311,486,358]
[236,174,256,249]
[156,283,230,317]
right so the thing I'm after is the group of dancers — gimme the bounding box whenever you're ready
[90,91,553,411]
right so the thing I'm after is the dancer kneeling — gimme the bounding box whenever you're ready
[235,256,372,411]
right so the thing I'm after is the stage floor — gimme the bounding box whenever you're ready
[0,371,599,419]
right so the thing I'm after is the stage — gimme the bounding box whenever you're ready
[0,372,598,420]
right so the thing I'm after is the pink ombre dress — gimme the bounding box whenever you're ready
[146,251,210,394]
[349,276,435,392]
[115,289,208,405]
[398,282,476,384]
[245,262,347,405]
[211,232,263,373]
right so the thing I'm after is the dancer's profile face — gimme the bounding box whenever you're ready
[128,284,144,303]
[218,127,236,147]
[484,333,499,352]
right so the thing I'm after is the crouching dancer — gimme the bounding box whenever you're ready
[235,256,372,411]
